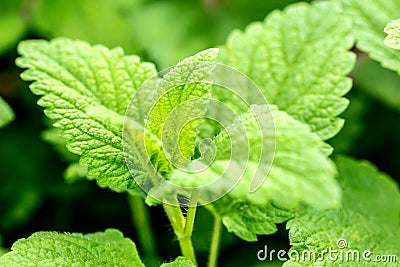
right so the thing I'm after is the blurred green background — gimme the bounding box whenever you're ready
[0,0,399,266]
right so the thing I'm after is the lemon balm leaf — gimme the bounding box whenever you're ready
[171,105,340,241]
[384,18,400,50]
[284,156,400,266]
[214,199,293,242]
[218,105,340,209]
[171,105,340,210]
[0,229,144,267]
[336,0,400,74]
[17,37,219,197]
[0,97,14,128]
[218,2,355,140]
[147,48,218,166]
[335,0,400,112]
[16,38,156,192]
[123,48,219,196]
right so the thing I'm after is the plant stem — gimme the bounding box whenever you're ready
[163,203,185,234]
[163,191,199,266]
[184,190,198,237]
[179,235,198,265]
[207,214,222,267]
[181,191,199,265]
[127,194,158,259]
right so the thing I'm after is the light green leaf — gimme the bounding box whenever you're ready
[0,0,25,55]
[123,48,218,198]
[385,18,400,50]
[284,155,400,266]
[214,199,293,242]
[16,38,157,192]
[218,1,355,140]
[147,48,218,167]
[172,105,339,241]
[336,0,400,73]
[160,256,196,267]
[0,97,14,128]
[171,105,340,209]
[0,229,144,267]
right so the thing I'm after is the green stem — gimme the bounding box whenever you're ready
[163,191,198,266]
[163,202,185,234]
[184,191,198,237]
[178,235,197,265]
[127,194,158,259]
[207,214,222,267]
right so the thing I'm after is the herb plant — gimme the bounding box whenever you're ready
[0,0,399,266]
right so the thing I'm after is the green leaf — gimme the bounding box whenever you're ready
[0,97,14,128]
[171,105,340,241]
[16,38,157,192]
[147,48,218,167]
[214,199,293,242]
[160,256,196,267]
[171,105,340,210]
[336,0,400,73]
[385,18,400,50]
[0,0,25,55]
[0,229,144,267]
[122,48,218,200]
[218,1,355,140]
[284,155,400,266]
